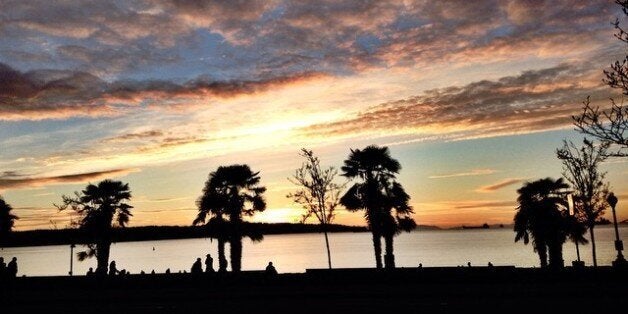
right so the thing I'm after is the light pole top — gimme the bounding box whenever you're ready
[607,192,618,208]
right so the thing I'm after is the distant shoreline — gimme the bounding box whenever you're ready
[1,223,366,248]
[3,222,624,248]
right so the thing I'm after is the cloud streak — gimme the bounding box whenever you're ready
[475,178,523,193]
[429,169,497,179]
[0,168,138,190]
[301,62,609,142]
[0,62,326,121]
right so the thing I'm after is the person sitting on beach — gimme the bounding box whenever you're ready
[205,254,214,273]
[191,258,203,274]
[165,268,171,274]
[86,267,94,276]
[488,262,494,267]
[7,257,18,278]
[109,261,119,276]
[265,262,277,276]
[0,257,6,278]
[467,262,472,267]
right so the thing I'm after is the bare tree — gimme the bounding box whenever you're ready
[556,139,610,267]
[287,149,344,269]
[573,1,628,157]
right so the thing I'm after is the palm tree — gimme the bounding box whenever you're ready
[0,196,19,243]
[195,176,230,272]
[514,178,584,269]
[381,182,416,269]
[198,165,266,272]
[57,180,133,274]
[340,145,414,269]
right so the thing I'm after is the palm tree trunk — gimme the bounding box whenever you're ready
[217,237,227,272]
[230,236,242,272]
[323,227,332,269]
[589,225,597,267]
[96,241,111,275]
[548,242,564,269]
[384,234,395,269]
[372,231,383,269]
[536,242,548,268]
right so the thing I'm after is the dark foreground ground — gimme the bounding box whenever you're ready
[2,266,627,313]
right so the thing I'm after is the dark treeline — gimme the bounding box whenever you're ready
[0,223,367,248]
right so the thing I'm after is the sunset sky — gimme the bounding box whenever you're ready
[1,0,627,230]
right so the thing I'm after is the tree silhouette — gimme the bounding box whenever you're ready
[56,180,133,275]
[557,139,610,267]
[194,182,229,272]
[197,165,266,272]
[514,178,586,269]
[340,145,415,269]
[288,148,344,269]
[0,196,19,243]
[573,1,628,157]
[380,181,416,269]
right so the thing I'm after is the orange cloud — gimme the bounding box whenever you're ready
[429,169,497,179]
[0,168,139,191]
[475,179,523,193]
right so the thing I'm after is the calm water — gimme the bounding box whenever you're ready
[1,226,626,277]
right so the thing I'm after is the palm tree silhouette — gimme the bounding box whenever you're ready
[381,182,416,268]
[514,178,585,269]
[197,165,266,272]
[195,177,230,272]
[340,145,414,269]
[57,180,133,274]
[0,196,19,243]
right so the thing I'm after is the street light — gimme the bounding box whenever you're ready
[606,193,626,267]
[69,243,76,276]
[567,193,582,265]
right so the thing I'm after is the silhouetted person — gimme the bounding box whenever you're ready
[165,268,171,274]
[86,267,94,276]
[151,269,155,275]
[418,263,422,269]
[265,262,277,276]
[109,261,118,276]
[0,257,6,278]
[205,254,214,273]
[467,262,472,267]
[7,257,17,278]
[488,262,494,267]
[140,270,145,275]
[191,258,202,274]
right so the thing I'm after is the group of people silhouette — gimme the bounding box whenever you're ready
[190,254,277,275]
[0,257,18,279]
[85,260,131,277]
[81,254,278,277]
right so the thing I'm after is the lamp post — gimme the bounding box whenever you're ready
[567,193,582,266]
[69,243,76,276]
[607,193,626,267]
